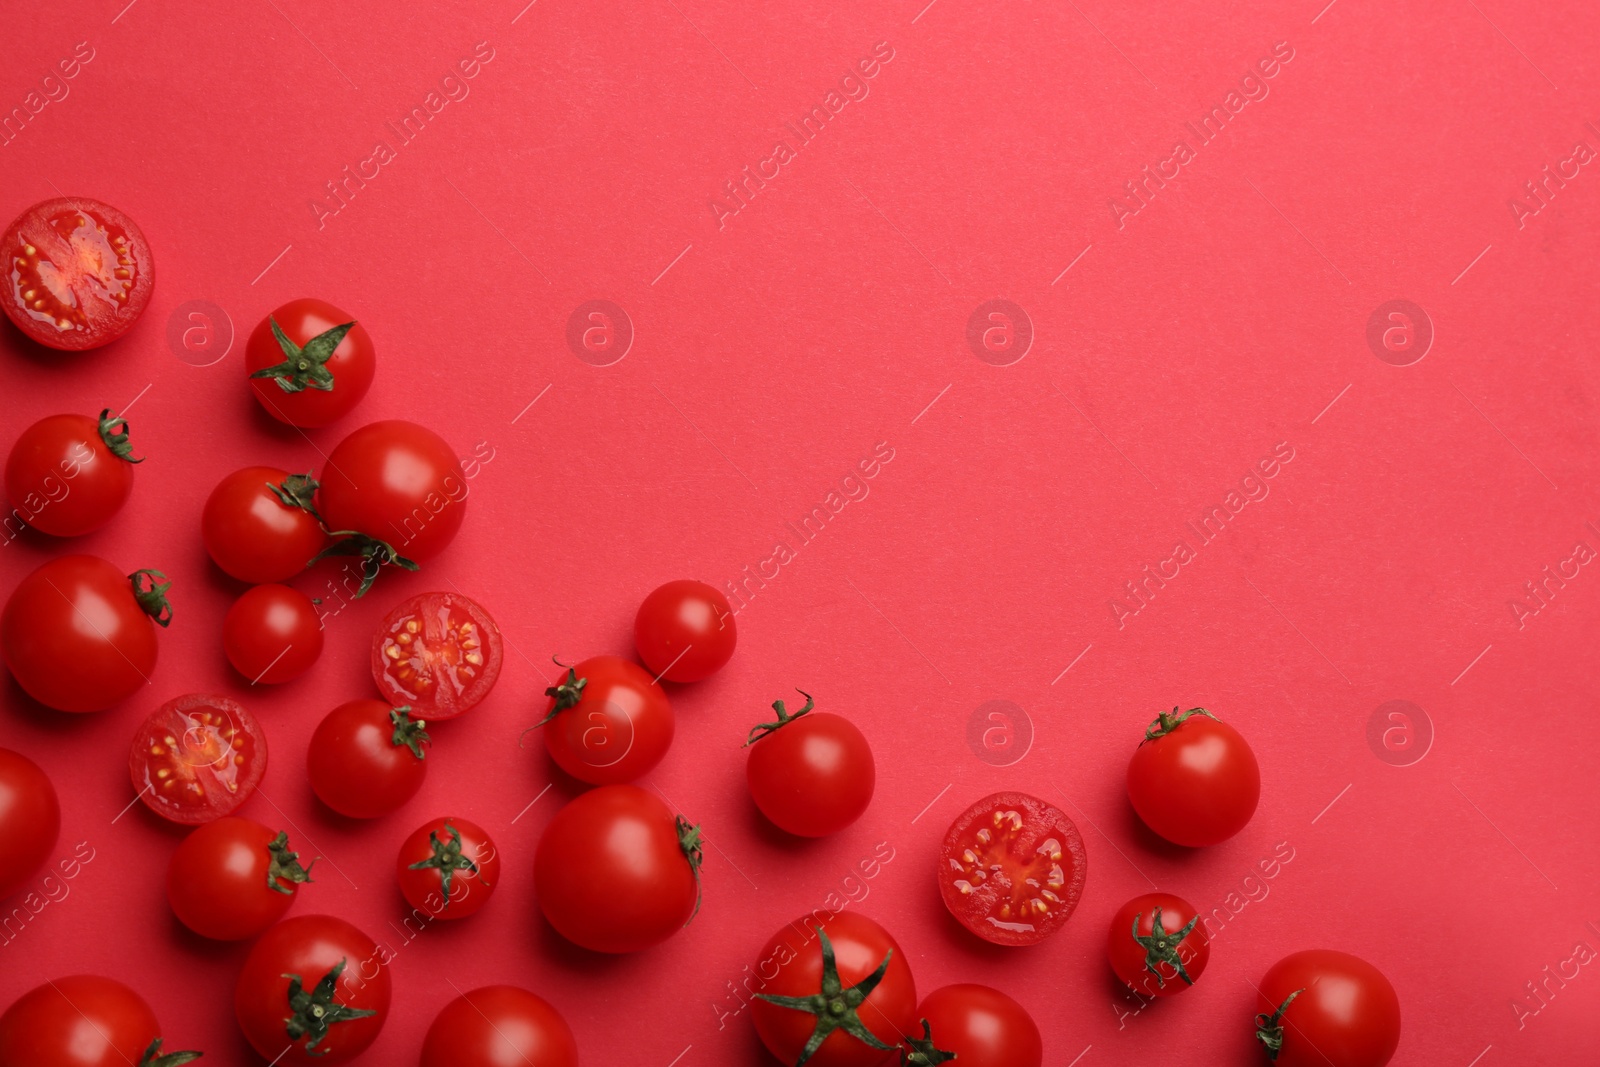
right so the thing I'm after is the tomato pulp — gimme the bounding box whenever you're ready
[938,791,1088,946]
[129,693,267,825]
[371,591,502,719]
[1,197,155,350]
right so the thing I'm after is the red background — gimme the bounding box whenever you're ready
[3,0,1598,1063]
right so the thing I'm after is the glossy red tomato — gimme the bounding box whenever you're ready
[536,656,673,785]
[634,579,737,682]
[129,693,266,825]
[202,466,327,583]
[0,748,60,899]
[0,975,199,1067]
[1107,892,1209,999]
[420,985,578,1067]
[1127,707,1260,847]
[246,298,375,428]
[307,700,429,818]
[534,784,701,953]
[906,984,1042,1067]
[938,791,1087,947]
[234,914,390,1065]
[1255,950,1400,1067]
[1,197,155,350]
[372,591,502,719]
[751,911,917,1067]
[396,816,499,920]
[224,584,324,684]
[167,816,313,940]
[745,691,874,837]
[5,410,140,536]
[317,420,466,568]
[2,555,168,712]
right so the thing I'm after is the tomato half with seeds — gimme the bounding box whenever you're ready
[1127,706,1260,847]
[5,409,140,537]
[202,467,328,584]
[129,693,266,825]
[307,700,430,819]
[371,591,501,720]
[1107,892,1209,999]
[0,975,200,1067]
[0,747,60,900]
[634,579,737,682]
[317,420,466,567]
[745,691,874,837]
[905,984,1042,1067]
[938,791,1087,947]
[1,197,154,351]
[421,985,578,1067]
[224,584,324,685]
[536,656,673,785]
[395,816,499,920]
[1254,950,1400,1067]
[167,816,314,940]
[246,298,375,428]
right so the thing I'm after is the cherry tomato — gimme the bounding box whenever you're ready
[166,816,313,940]
[421,985,577,1067]
[0,975,199,1067]
[1127,706,1260,847]
[1255,950,1401,1067]
[307,700,429,819]
[905,984,1042,1067]
[534,784,702,953]
[317,420,466,568]
[0,748,60,900]
[634,579,736,682]
[1,197,155,351]
[2,555,169,713]
[1106,892,1209,999]
[371,591,501,720]
[750,911,917,1067]
[745,691,874,837]
[129,693,267,825]
[246,298,375,428]
[395,816,499,920]
[536,656,673,785]
[938,791,1087,947]
[5,409,140,536]
[224,584,323,685]
[202,467,327,584]
[234,914,390,1066]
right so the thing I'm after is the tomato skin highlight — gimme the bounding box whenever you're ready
[2,554,161,712]
[246,298,376,428]
[166,816,310,940]
[5,412,135,536]
[634,579,737,682]
[746,696,874,837]
[307,699,429,819]
[1255,950,1401,1067]
[224,583,324,684]
[202,466,328,583]
[540,656,673,785]
[1106,892,1209,999]
[912,984,1043,1067]
[129,693,267,825]
[0,975,182,1067]
[420,985,578,1067]
[0,748,60,900]
[371,591,502,720]
[1127,708,1260,847]
[318,420,466,562]
[396,816,500,920]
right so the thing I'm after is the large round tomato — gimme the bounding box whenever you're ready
[1106,892,1209,999]
[938,791,1087,947]
[1127,707,1260,847]
[1,197,154,351]
[224,584,323,684]
[745,691,874,837]
[0,975,199,1067]
[130,693,267,825]
[906,984,1042,1067]
[202,466,327,584]
[167,816,314,940]
[0,747,60,899]
[420,985,578,1067]
[317,420,466,565]
[5,409,140,536]
[2,555,168,712]
[395,816,499,920]
[537,656,673,784]
[307,700,429,818]
[246,298,375,428]
[534,784,701,953]
[234,914,390,1065]
[1255,950,1400,1067]
[372,591,502,719]
[750,911,917,1067]
[633,579,737,682]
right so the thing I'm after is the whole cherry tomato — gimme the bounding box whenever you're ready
[224,583,324,684]
[395,816,499,920]
[371,591,502,720]
[0,747,60,900]
[420,985,577,1067]
[5,409,140,536]
[246,298,375,428]
[1,197,155,350]
[0,975,199,1067]
[234,914,390,1065]
[202,467,327,584]
[905,984,1042,1067]
[535,656,673,785]
[316,420,466,577]
[129,693,267,825]
[307,700,429,818]
[938,791,1087,947]
[1106,892,1209,999]
[167,816,313,940]
[633,579,737,682]
[1254,950,1400,1067]
[745,691,874,837]
[1127,706,1260,847]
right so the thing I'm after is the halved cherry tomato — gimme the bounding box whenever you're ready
[307,700,429,819]
[395,816,499,920]
[634,579,736,682]
[938,791,1087,947]
[1,197,155,350]
[420,985,578,1067]
[202,467,327,584]
[0,748,60,900]
[129,693,266,825]
[745,691,874,837]
[371,592,501,720]
[167,816,314,940]
[5,409,140,536]
[246,298,375,428]
[536,656,673,785]
[224,584,323,685]
[906,984,1042,1067]
[1254,950,1400,1067]
[1127,706,1260,847]
[1107,892,1209,999]
[0,975,199,1067]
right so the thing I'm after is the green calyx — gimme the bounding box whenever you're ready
[755,928,896,1067]
[310,532,418,597]
[128,569,173,627]
[137,1038,203,1067]
[97,408,143,463]
[677,815,705,926]
[1254,988,1304,1061]
[269,472,322,521]
[1133,907,1199,988]
[744,689,815,747]
[1141,706,1219,744]
[266,831,315,895]
[407,822,480,909]
[250,316,355,394]
[901,1020,956,1065]
[531,657,588,730]
[282,958,375,1054]
[389,706,430,760]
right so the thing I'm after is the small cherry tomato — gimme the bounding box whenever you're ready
[202,467,327,584]
[371,591,502,720]
[223,584,324,685]
[395,816,499,920]
[905,984,1043,1067]
[1127,706,1260,847]
[129,693,267,825]
[745,690,874,837]
[420,985,578,1067]
[1255,950,1401,1067]
[234,914,390,1065]
[246,298,375,428]
[316,420,466,572]
[0,975,199,1067]
[167,816,314,940]
[307,700,429,819]
[0,748,60,900]
[938,791,1087,947]
[5,409,140,536]
[633,579,736,682]
[1106,892,1209,999]
[535,656,673,785]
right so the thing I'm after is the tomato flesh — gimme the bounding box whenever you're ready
[129,694,266,824]
[938,791,1087,946]
[2,198,154,350]
[372,592,501,719]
